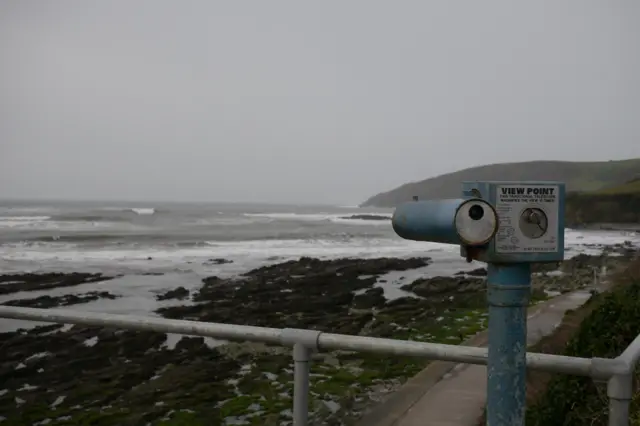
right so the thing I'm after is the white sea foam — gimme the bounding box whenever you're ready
[0,216,52,228]
[0,237,450,266]
[330,217,392,226]
[0,216,51,221]
[243,212,392,225]
[243,212,342,221]
[98,207,156,215]
[130,208,155,215]
[0,220,117,231]
[0,227,637,333]
[1,228,637,275]
[565,228,638,249]
[0,207,58,215]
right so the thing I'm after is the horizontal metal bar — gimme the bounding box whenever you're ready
[0,306,282,344]
[526,352,594,376]
[319,332,487,363]
[318,333,595,376]
[619,333,640,369]
[0,306,617,378]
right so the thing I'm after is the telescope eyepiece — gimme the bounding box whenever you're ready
[468,204,484,221]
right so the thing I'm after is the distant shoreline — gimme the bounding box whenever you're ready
[1,248,637,425]
[339,214,391,221]
[570,223,640,233]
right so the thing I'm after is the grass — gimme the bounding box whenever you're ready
[564,178,640,226]
[523,258,640,426]
[591,179,640,195]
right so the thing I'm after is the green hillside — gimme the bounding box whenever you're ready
[361,159,640,208]
[565,178,640,227]
[591,178,640,195]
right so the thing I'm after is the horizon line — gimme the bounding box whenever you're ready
[0,196,369,208]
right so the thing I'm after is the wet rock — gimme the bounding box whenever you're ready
[531,262,562,274]
[402,276,484,298]
[531,252,638,293]
[156,286,190,301]
[455,268,487,277]
[158,257,431,332]
[174,336,207,352]
[3,291,119,309]
[352,287,386,309]
[245,256,429,280]
[204,258,234,265]
[216,342,288,359]
[339,214,390,221]
[562,253,595,272]
[0,273,114,295]
[0,324,238,425]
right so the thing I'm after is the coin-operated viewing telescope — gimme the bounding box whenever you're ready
[391,181,565,426]
[392,181,564,264]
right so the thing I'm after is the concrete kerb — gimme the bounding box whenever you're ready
[354,294,568,426]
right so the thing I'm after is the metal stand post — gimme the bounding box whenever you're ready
[293,343,312,426]
[608,374,632,426]
[486,263,531,426]
[282,329,320,426]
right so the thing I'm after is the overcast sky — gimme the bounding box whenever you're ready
[1,1,638,205]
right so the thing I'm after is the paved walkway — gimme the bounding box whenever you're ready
[357,290,595,426]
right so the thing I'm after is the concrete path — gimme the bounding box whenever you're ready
[357,290,594,426]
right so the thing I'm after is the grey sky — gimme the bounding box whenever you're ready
[1,1,638,205]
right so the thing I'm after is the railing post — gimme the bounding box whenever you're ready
[486,263,531,426]
[293,343,312,426]
[607,373,633,426]
[281,328,322,426]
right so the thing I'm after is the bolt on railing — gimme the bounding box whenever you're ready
[0,305,637,426]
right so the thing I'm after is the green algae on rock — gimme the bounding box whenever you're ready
[0,253,628,425]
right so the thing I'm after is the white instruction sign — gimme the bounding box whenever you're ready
[495,184,559,254]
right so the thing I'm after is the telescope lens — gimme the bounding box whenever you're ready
[468,204,484,221]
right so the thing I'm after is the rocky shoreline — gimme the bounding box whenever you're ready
[339,214,391,222]
[0,243,637,425]
[0,273,114,296]
[570,223,640,233]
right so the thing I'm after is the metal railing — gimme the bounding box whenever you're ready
[0,305,637,426]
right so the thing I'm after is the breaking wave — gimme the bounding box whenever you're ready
[242,212,392,225]
[130,208,156,215]
[0,216,52,228]
[48,207,159,222]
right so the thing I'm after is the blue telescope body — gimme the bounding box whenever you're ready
[392,199,464,245]
[392,197,498,248]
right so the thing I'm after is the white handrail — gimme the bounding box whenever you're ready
[0,305,636,426]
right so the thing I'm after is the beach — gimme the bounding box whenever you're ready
[1,201,639,425]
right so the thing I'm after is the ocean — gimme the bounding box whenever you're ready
[0,200,406,274]
[2,200,640,273]
[1,200,639,332]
